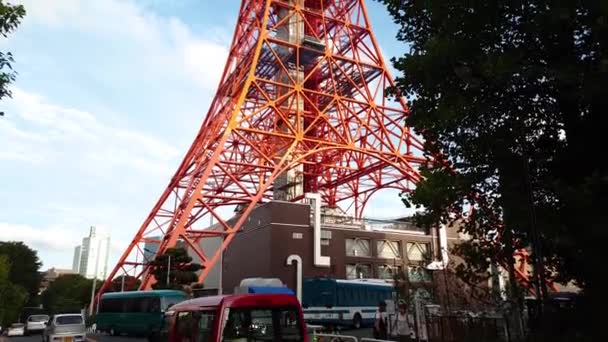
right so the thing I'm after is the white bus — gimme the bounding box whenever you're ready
[301,277,394,328]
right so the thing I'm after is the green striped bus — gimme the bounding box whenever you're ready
[96,290,188,337]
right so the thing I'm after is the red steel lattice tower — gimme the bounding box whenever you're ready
[98,0,428,296]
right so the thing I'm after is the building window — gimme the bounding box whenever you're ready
[346,264,371,279]
[406,242,430,261]
[377,240,401,259]
[407,265,432,283]
[377,264,402,280]
[345,238,371,257]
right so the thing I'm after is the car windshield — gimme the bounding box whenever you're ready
[29,315,49,322]
[11,323,25,328]
[55,315,83,325]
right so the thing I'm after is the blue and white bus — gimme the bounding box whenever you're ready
[301,277,394,328]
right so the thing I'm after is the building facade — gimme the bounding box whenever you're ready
[194,200,461,296]
[39,267,76,294]
[72,246,81,272]
[72,226,111,280]
[143,236,161,262]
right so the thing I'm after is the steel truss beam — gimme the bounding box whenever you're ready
[101,0,556,304]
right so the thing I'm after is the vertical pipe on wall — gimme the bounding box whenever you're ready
[305,193,330,267]
[286,254,303,303]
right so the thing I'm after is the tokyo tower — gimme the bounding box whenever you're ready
[98,0,428,296]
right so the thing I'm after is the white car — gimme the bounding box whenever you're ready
[43,314,86,342]
[7,323,25,337]
[26,314,50,334]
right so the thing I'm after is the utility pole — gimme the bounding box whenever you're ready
[166,254,171,286]
[89,238,102,316]
[213,215,223,295]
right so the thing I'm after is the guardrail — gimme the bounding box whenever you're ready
[320,214,426,233]
[310,333,358,341]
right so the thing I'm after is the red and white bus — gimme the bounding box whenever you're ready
[156,293,307,342]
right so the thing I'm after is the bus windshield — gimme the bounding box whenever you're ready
[221,306,303,341]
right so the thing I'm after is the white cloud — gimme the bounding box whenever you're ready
[0,0,233,269]
[1,87,179,175]
[0,221,131,269]
[0,223,81,252]
[17,0,228,91]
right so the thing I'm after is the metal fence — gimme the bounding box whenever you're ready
[425,315,508,342]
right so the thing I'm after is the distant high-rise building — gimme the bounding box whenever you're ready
[72,246,81,272]
[72,226,111,279]
[143,236,160,262]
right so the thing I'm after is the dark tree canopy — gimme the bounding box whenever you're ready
[0,0,25,112]
[107,275,141,292]
[41,274,99,314]
[0,255,28,326]
[379,0,607,337]
[150,247,202,290]
[0,241,42,301]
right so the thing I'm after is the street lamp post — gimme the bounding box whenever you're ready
[89,238,102,316]
[166,254,171,286]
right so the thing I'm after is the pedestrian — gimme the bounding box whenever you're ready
[393,300,412,342]
[373,301,388,339]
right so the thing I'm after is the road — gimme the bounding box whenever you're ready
[2,328,373,342]
[0,334,143,342]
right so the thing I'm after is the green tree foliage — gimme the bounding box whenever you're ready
[379,0,606,337]
[0,255,28,326]
[107,275,141,292]
[0,0,25,114]
[0,241,42,303]
[41,274,99,314]
[150,248,201,290]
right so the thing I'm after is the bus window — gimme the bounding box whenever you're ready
[138,296,161,313]
[221,307,303,341]
[99,298,122,313]
[176,312,194,342]
[174,311,216,342]
[150,297,162,313]
[196,311,215,342]
[163,296,186,311]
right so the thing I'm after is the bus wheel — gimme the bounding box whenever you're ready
[352,313,362,329]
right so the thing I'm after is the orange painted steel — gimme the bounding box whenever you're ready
[97,0,426,298]
[514,249,558,295]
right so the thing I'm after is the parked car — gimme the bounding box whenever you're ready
[25,314,49,334]
[43,314,86,342]
[7,323,25,337]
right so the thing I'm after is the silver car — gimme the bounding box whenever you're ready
[42,314,86,342]
[26,314,49,334]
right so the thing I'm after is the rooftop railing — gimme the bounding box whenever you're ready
[320,214,427,234]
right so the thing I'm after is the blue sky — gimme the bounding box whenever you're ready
[0,0,411,271]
